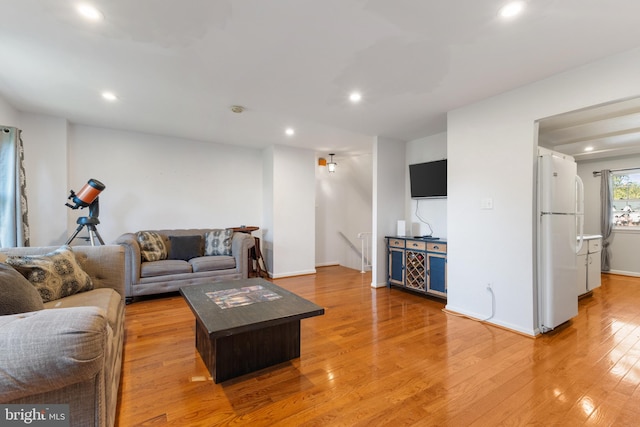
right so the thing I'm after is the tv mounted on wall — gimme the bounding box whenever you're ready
[409,159,447,199]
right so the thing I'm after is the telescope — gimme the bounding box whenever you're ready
[65,179,106,246]
[66,178,105,217]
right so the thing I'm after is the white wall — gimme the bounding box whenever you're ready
[315,153,373,270]
[373,136,406,288]
[0,94,19,126]
[0,107,69,247]
[266,145,316,278]
[447,46,640,336]
[405,132,447,238]
[20,113,69,246]
[262,146,275,273]
[5,110,266,248]
[65,125,263,244]
[578,154,640,276]
[4,106,330,281]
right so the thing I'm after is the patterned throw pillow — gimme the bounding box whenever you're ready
[5,246,94,303]
[137,231,167,262]
[204,229,233,256]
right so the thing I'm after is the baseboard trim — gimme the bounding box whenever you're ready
[605,270,640,277]
[315,262,340,267]
[443,305,537,337]
[270,269,317,279]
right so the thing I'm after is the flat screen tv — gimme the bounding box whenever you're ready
[409,159,447,199]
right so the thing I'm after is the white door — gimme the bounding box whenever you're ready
[587,238,602,291]
[587,253,602,290]
[576,253,588,296]
[539,153,577,214]
[539,214,579,330]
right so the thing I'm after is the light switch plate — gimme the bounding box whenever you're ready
[480,197,493,210]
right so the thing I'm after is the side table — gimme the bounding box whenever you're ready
[230,226,267,278]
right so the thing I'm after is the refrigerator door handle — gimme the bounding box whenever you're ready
[575,175,585,253]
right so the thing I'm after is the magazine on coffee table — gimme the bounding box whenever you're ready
[205,285,282,309]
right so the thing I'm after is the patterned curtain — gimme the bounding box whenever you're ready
[0,126,30,247]
[600,169,613,271]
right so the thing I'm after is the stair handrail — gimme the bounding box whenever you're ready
[357,231,372,273]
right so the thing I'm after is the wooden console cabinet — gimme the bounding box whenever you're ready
[386,236,447,298]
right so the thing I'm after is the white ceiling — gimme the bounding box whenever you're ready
[2,0,640,157]
[538,96,640,161]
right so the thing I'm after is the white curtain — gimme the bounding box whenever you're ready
[0,126,30,247]
[600,169,613,271]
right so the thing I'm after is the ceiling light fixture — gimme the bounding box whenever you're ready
[101,91,117,101]
[285,128,295,136]
[327,153,337,173]
[230,105,245,113]
[349,92,362,103]
[584,146,594,152]
[77,3,104,21]
[499,1,525,18]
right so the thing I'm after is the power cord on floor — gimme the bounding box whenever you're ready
[441,284,495,323]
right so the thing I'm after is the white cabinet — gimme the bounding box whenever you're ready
[577,235,602,297]
[577,244,587,297]
[586,238,602,292]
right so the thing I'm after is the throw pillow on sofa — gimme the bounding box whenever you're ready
[168,235,203,261]
[5,245,93,303]
[137,231,167,262]
[204,229,233,256]
[0,263,45,315]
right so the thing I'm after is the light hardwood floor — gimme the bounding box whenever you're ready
[116,267,640,426]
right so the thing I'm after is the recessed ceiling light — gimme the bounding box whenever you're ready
[349,92,362,103]
[584,146,594,152]
[285,128,295,136]
[102,91,117,101]
[499,1,525,18]
[77,3,104,21]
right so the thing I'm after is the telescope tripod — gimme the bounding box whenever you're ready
[66,216,105,246]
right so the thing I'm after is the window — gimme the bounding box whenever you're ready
[612,169,640,229]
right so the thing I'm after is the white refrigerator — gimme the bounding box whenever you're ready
[537,147,584,333]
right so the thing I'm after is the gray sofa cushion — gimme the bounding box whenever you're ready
[0,306,108,402]
[140,260,192,278]
[5,246,93,303]
[190,255,236,272]
[45,288,123,334]
[0,263,44,315]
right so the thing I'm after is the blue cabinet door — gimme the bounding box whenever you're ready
[428,253,447,295]
[389,248,404,286]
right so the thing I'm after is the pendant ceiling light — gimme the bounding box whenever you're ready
[327,153,337,173]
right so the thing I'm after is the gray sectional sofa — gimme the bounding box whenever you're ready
[115,228,255,302]
[0,245,125,427]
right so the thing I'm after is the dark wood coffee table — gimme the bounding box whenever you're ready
[180,278,324,383]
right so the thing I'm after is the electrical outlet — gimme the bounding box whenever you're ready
[486,283,492,290]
